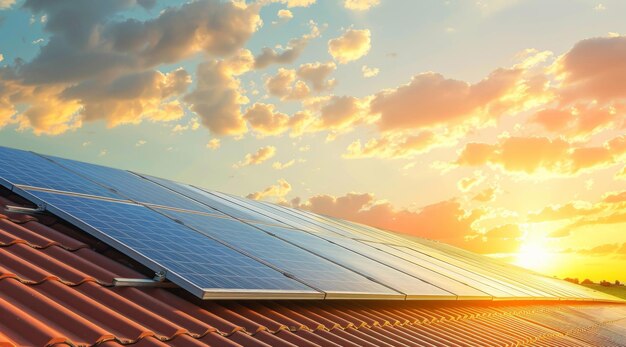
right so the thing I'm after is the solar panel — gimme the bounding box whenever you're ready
[44,155,216,214]
[139,174,287,226]
[259,225,457,299]
[155,208,403,299]
[0,146,121,199]
[23,189,321,299]
[320,235,492,299]
[364,241,551,299]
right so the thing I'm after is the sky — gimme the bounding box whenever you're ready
[1,0,625,282]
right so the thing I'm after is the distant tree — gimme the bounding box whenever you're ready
[581,278,594,284]
[600,280,611,287]
[564,277,580,284]
[616,280,621,286]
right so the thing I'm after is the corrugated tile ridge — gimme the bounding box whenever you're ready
[0,273,112,287]
[0,238,87,251]
[62,304,579,347]
[517,316,626,346]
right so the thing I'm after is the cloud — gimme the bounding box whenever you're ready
[244,103,290,136]
[233,145,276,168]
[265,68,310,100]
[362,65,379,78]
[528,202,602,222]
[1,0,262,135]
[254,22,320,69]
[528,105,617,140]
[243,103,313,137]
[0,0,15,9]
[135,140,147,147]
[578,243,619,255]
[290,193,516,254]
[272,159,295,170]
[277,9,293,20]
[371,68,524,132]
[457,171,486,192]
[455,135,626,176]
[62,68,191,127]
[185,49,254,136]
[328,29,371,64]
[316,95,365,130]
[247,179,292,201]
[297,61,337,92]
[553,36,626,103]
[206,138,221,150]
[268,0,316,8]
[472,187,497,202]
[343,0,380,11]
[343,131,439,159]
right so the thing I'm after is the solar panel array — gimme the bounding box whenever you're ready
[0,145,621,302]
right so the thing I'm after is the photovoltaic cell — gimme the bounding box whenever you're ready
[0,146,121,199]
[25,190,319,299]
[260,225,456,299]
[155,208,402,299]
[322,235,491,299]
[364,241,546,299]
[141,174,288,226]
[45,155,215,213]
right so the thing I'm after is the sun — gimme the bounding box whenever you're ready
[515,241,553,272]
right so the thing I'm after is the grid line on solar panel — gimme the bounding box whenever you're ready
[0,146,122,199]
[315,234,492,299]
[257,225,457,299]
[24,189,319,298]
[395,242,560,299]
[362,241,547,299]
[208,191,325,233]
[253,199,372,239]
[403,238,587,299]
[154,208,404,299]
[43,155,217,214]
[137,173,290,227]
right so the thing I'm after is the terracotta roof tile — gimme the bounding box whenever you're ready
[0,192,625,346]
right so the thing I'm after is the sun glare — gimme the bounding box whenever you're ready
[515,242,553,272]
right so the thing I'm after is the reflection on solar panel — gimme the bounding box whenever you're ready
[0,145,622,303]
[259,225,456,299]
[45,156,214,213]
[24,190,320,299]
[155,208,401,299]
[139,173,285,226]
[0,146,121,199]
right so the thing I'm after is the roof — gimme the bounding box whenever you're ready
[1,190,626,346]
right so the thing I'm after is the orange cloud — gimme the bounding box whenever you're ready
[244,103,290,136]
[328,29,371,64]
[472,187,497,203]
[343,131,439,159]
[370,68,523,132]
[553,36,626,103]
[265,68,310,100]
[247,179,292,201]
[457,171,486,192]
[456,135,626,176]
[233,145,277,168]
[291,193,519,254]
